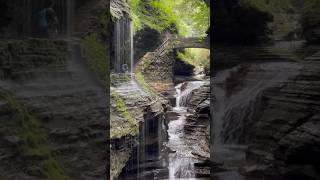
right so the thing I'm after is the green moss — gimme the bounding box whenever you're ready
[43,158,70,180]
[177,48,210,69]
[135,71,159,100]
[0,89,71,180]
[110,73,131,86]
[98,9,110,37]
[111,91,139,137]
[82,33,108,85]
[135,71,150,93]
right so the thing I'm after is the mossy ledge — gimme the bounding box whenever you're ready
[0,88,71,180]
[81,33,108,86]
[110,90,139,139]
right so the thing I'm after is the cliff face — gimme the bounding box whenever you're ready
[244,52,320,180]
[212,42,320,179]
[0,39,107,179]
[301,0,320,43]
[110,77,167,179]
[213,0,273,44]
[137,51,176,93]
[185,82,211,177]
[74,0,109,37]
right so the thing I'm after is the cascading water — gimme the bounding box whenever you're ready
[113,17,133,74]
[130,20,134,75]
[167,81,204,179]
[212,62,301,179]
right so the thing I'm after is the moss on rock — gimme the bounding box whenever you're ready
[82,33,109,85]
[0,89,71,180]
[110,91,139,138]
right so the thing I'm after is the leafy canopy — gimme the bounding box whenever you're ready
[178,48,210,68]
[128,0,210,37]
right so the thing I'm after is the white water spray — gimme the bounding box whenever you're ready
[168,81,204,179]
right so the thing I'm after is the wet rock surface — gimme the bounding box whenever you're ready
[111,77,167,180]
[0,39,107,179]
[184,82,211,178]
[211,42,320,180]
[244,52,320,180]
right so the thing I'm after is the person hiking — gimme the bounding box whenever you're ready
[37,1,59,38]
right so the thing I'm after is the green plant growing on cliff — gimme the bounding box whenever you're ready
[99,9,110,37]
[0,89,71,180]
[128,0,209,37]
[128,0,143,31]
[82,33,108,84]
[178,48,210,70]
[111,91,139,137]
[135,71,151,93]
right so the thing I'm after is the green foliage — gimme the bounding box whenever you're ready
[99,9,110,37]
[128,0,142,31]
[0,89,71,180]
[177,48,210,69]
[135,71,151,93]
[111,91,139,137]
[128,0,210,37]
[82,33,108,84]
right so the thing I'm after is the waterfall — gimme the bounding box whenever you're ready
[213,63,301,145]
[174,81,205,108]
[113,17,133,73]
[208,63,302,180]
[174,83,182,108]
[167,81,204,179]
[130,20,134,74]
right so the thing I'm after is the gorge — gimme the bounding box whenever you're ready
[1,0,319,180]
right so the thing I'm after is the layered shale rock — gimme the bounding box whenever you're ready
[213,45,300,71]
[137,51,176,93]
[110,77,168,179]
[243,52,320,180]
[0,39,107,179]
[184,82,211,177]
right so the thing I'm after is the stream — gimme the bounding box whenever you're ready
[166,81,205,179]
[118,80,208,180]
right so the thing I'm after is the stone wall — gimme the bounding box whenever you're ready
[244,55,320,180]
[0,39,67,79]
[0,39,107,180]
[137,51,175,92]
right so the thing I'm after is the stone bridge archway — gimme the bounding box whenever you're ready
[155,36,209,56]
[135,36,210,92]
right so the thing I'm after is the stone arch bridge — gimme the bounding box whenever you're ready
[135,36,210,92]
[156,37,210,56]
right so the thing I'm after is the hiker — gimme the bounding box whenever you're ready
[37,1,59,38]
[122,64,129,73]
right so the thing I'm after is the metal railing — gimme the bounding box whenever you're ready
[154,37,172,56]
